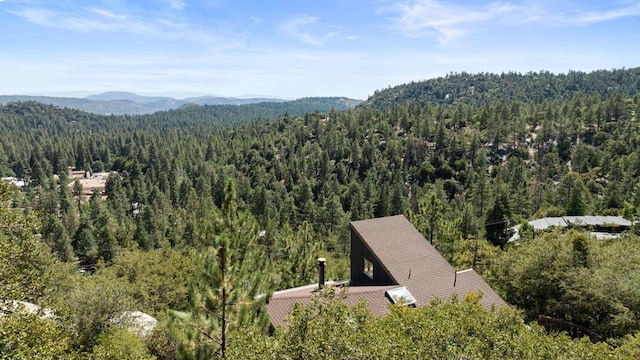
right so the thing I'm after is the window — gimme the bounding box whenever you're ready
[385,286,417,307]
[363,257,374,278]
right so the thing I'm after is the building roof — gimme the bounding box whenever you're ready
[528,217,567,230]
[563,215,631,227]
[528,215,631,230]
[350,215,508,309]
[67,171,114,194]
[1,177,25,188]
[266,281,397,327]
[509,215,632,242]
[266,215,508,327]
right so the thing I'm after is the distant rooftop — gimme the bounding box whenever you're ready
[67,171,114,195]
[509,215,632,242]
[1,177,25,188]
[563,215,631,228]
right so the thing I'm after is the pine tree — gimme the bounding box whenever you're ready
[170,180,272,359]
[560,172,587,216]
[74,212,99,264]
[485,190,511,249]
[411,192,442,246]
[42,214,74,262]
[58,169,72,214]
[72,178,84,208]
[0,181,54,301]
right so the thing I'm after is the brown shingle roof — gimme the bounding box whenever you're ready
[350,215,508,308]
[453,269,509,308]
[266,282,397,327]
[266,215,508,327]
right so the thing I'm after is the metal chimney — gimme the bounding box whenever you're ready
[318,257,326,289]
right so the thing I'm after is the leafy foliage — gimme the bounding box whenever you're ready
[229,290,616,359]
[0,181,53,301]
[492,230,640,339]
[0,311,74,359]
[64,277,136,350]
[2,68,640,356]
[91,328,155,360]
[96,248,195,315]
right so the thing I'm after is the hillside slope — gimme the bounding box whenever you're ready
[0,93,361,115]
[360,68,640,110]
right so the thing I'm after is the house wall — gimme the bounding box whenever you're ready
[350,229,394,284]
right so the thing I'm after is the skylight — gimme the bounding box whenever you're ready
[385,286,417,307]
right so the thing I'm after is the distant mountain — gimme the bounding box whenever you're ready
[86,91,287,106]
[86,91,174,103]
[359,67,640,110]
[0,92,295,115]
[0,94,362,123]
[156,96,363,125]
[182,96,285,106]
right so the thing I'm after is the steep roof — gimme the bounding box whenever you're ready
[350,215,508,309]
[266,215,508,327]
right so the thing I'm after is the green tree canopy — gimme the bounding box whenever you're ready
[169,180,273,359]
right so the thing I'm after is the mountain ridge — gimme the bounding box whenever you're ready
[0,92,359,115]
[359,67,640,110]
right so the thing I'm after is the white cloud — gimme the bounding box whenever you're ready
[87,7,127,21]
[382,0,640,43]
[280,14,339,46]
[250,16,262,26]
[6,3,243,45]
[382,0,517,43]
[8,7,156,34]
[168,0,187,10]
[568,2,640,25]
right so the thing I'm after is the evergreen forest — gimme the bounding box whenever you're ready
[3,68,640,358]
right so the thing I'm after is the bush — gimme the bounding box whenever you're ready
[91,328,154,360]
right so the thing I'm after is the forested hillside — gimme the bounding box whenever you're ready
[2,68,640,358]
[362,68,640,109]
[0,94,361,115]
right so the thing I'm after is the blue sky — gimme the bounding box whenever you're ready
[0,0,639,100]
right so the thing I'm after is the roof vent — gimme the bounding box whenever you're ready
[385,286,417,307]
[317,257,326,289]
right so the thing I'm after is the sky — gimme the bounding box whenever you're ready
[0,0,639,100]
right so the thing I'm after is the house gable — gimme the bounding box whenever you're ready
[350,228,395,284]
[350,215,508,308]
